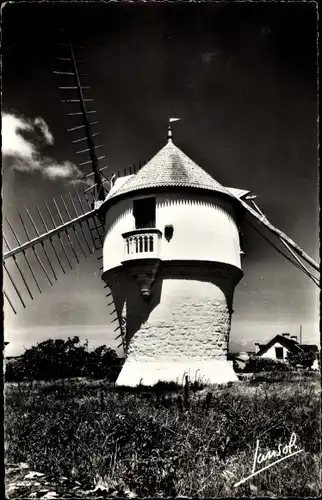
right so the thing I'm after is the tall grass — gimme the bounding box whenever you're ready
[5,373,321,497]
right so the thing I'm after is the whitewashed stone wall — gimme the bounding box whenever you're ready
[102,189,243,386]
[103,191,242,272]
[126,279,231,361]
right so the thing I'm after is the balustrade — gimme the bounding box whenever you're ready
[122,229,162,260]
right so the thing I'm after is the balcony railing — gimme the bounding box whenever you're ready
[122,229,162,261]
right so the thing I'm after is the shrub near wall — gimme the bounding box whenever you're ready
[243,356,293,373]
[4,338,124,383]
[287,350,317,370]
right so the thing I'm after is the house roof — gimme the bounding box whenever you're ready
[256,334,317,357]
[100,139,250,209]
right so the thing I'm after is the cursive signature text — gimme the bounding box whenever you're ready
[234,432,304,487]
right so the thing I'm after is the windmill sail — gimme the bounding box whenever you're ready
[235,194,320,275]
[3,189,105,314]
[227,191,319,286]
[54,33,111,203]
[3,32,112,314]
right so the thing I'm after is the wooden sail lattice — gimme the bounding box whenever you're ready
[2,191,127,350]
[3,189,105,314]
[53,35,147,191]
[54,33,111,204]
[240,195,320,287]
[3,33,109,316]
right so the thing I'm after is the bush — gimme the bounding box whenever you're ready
[4,338,124,383]
[4,358,26,382]
[243,355,293,373]
[287,350,317,370]
[87,346,124,381]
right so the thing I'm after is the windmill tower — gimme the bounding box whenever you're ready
[3,37,319,387]
[98,123,249,386]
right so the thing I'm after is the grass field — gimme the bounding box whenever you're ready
[5,372,321,498]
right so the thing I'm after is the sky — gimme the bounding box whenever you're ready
[2,1,319,357]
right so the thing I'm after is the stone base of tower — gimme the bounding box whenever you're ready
[116,359,238,387]
[104,261,243,389]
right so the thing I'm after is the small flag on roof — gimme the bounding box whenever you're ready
[168,118,182,142]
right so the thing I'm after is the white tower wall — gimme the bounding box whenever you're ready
[102,190,243,386]
[103,191,242,271]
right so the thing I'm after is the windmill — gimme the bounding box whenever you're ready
[2,34,319,385]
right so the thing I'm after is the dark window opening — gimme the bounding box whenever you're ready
[275,347,284,360]
[133,197,156,229]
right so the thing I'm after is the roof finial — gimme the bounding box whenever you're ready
[167,122,173,143]
[168,117,181,143]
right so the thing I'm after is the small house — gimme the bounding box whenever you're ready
[254,333,318,363]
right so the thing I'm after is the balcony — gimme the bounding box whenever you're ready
[122,228,162,261]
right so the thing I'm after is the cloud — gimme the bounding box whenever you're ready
[2,112,86,184]
[2,113,35,159]
[34,116,54,145]
[45,162,83,181]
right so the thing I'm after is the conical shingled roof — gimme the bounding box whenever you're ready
[107,140,235,201]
